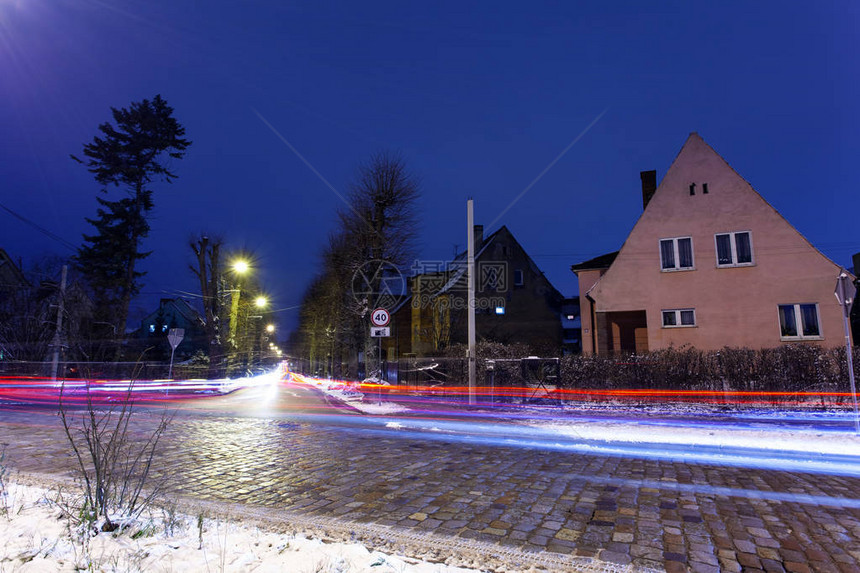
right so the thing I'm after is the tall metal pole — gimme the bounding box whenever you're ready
[842,310,859,433]
[467,199,476,405]
[836,271,859,433]
[50,265,67,383]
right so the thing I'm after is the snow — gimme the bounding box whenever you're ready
[0,482,485,573]
[528,415,860,456]
[297,375,411,415]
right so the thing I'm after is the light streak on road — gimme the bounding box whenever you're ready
[0,365,286,407]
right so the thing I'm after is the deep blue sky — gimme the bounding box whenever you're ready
[1,1,858,335]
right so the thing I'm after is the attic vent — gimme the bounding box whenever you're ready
[689,183,696,196]
[703,183,709,194]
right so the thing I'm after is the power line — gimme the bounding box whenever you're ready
[0,200,77,252]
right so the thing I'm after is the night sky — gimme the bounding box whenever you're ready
[1,1,857,336]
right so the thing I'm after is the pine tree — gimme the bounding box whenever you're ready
[73,95,190,347]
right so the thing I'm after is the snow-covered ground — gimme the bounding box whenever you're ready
[0,481,486,573]
[0,478,636,573]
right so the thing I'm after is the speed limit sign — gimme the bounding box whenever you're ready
[371,308,390,327]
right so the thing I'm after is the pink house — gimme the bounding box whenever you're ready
[573,133,852,355]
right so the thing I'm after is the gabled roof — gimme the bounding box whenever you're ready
[588,132,851,309]
[571,251,619,273]
[426,225,562,299]
[141,298,204,326]
[0,248,29,288]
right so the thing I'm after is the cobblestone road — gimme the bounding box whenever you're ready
[1,391,859,573]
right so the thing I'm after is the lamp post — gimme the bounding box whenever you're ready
[228,260,249,348]
[246,296,269,369]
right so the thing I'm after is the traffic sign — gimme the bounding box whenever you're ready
[167,328,185,350]
[370,327,390,338]
[835,271,856,316]
[370,308,390,327]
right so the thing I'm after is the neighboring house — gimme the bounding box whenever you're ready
[132,298,207,360]
[0,248,29,303]
[561,297,582,355]
[410,225,564,356]
[572,133,852,355]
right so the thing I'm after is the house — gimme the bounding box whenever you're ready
[573,133,852,355]
[0,248,29,303]
[560,297,582,355]
[132,298,207,360]
[409,225,564,356]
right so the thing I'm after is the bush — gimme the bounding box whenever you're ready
[59,368,172,533]
[557,344,858,405]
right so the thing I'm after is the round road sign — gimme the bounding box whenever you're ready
[371,308,390,327]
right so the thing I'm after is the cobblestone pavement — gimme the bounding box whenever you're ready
[2,398,860,572]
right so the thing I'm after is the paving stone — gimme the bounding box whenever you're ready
[554,528,580,542]
[718,557,742,573]
[689,562,720,573]
[599,551,632,565]
[761,558,787,573]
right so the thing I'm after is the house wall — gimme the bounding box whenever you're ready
[589,134,849,352]
[575,269,604,355]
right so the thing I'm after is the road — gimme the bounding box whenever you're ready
[1,378,859,572]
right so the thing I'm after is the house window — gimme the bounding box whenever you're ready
[715,231,753,267]
[659,237,694,271]
[662,309,696,328]
[514,269,524,286]
[778,304,821,339]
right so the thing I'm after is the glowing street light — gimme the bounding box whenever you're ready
[255,296,268,308]
[266,324,275,333]
[232,260,249,274]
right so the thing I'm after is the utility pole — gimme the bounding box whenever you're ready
[50,265,68,383]
[835,270,858,433]
[467,199,476,405]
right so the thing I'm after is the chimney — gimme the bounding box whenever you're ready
[640,170,657,209]
[473,225,484,251]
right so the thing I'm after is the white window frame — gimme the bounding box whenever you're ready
[659,237,695,271]
[778,303,823,340]
[662,308,696,328]
[715,231,754,268]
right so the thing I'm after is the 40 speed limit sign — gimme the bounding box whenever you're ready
[370,308,390,327]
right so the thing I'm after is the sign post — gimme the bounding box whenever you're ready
[370,309,390,403]
[835,271,858,433]
[167,328,185,383]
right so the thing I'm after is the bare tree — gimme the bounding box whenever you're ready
[190,235,224,378]
[339,151,421,268]
[296,152,421,377]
